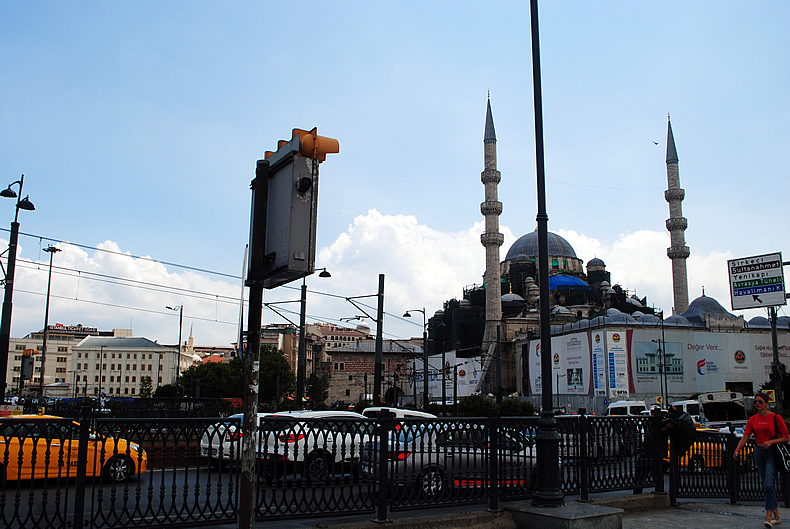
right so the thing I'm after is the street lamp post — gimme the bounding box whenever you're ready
[166,305,183,396]
[98,345,105,409]
[38,246,60,401]
[296,268,330,406]
[403,308,428,408]
[0,174,35,400]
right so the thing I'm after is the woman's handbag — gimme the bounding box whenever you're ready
[772,413,790,472]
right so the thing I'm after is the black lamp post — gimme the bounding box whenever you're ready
[166,305,183,395]
[38,245,61,401]
[296,267,330,406]
[403,308,427,408]
[529,0,564,506]
[0,174,35,400]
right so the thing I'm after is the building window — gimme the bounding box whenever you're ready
[124,388,129,394]
[348,375,353,381]
[334,362,345,371]
[131,388,136,395]
[112,353,116,359]
[58,346,67,352]
[15,344,24,350]
[345,389,351,396]
[110,376,114,382]
[77,363,81,370]
[111,364,115,370]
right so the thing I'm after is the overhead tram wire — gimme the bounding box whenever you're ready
[4,229,429,340]
[14,288,239,326]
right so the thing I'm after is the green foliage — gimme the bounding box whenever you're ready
[139,376,153,398]
[306,373,330,405]
[259,345,295,408]
[153,384,179,398]
[498,398,535,417]
[456,394,494,417]
[178,356,244,398]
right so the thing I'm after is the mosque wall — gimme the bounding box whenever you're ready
[523,326,790,407]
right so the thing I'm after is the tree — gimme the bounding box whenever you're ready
[179,357,245,398]
[139,376,153,398]
[306,373,330,406]
[259,344,295,409]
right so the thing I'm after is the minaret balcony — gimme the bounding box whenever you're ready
[664,188,685,202]
[480,201,503,216]
[481,170,501,184]
[667,246,690,259]
[665,217,688,231]
[481,232,504,247]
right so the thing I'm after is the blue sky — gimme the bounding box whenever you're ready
[1,1,788,347]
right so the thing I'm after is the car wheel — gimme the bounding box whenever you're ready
[417,468,444,499]
[304,453,331,485]
[689,455,705,473]
[104,455,135,483]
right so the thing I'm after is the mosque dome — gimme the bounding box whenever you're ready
[505,231,577,261]
[638,314,661,325]
[587,257,606,268]
[681,295,736,325]
[748,316,771,328]
[502,292,525,302]
[663,314,692,326]
[356,321,371,334]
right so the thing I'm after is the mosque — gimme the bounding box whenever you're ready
[423,99,789,413]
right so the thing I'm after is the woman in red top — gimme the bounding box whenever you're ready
[735,392,790,527]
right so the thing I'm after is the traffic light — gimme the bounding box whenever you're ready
[21,349,34,380]
[265,127,339,162]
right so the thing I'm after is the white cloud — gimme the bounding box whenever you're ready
[3,214,772,350]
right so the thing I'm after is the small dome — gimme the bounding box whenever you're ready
[606,308,622,316]
[748,316,771,328]
[605,312,637,324]
[625,298,643,307]
[779,316,790,329]
[587,257,606,267]
[528,284,539,292]
[524,276,535,284]
[551,306,572,315]
[606,288,616,294]
[356,321,371,334]
[459,299,471,308]
[632,311,645,318]
[664,314,692,326]
[578,319,590,329]
[502,292,525,302]
[638,314,661,325]
[600,281,610,288]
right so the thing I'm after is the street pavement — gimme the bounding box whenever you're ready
[228,496,785,529]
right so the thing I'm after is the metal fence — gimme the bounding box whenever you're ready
[1,411,786,529]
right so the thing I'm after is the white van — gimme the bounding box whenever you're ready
[605,400,647,416]
[670,399,702,424]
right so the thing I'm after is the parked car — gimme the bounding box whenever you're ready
[199,412,276,466]
[0,414,148,485]
[360,422,535,498]
[362,407,437,421]
[663,429,754,473]
[260,410,371,484]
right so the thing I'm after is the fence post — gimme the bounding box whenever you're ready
[651,415,664,493]
[72,406,92,529]
[488,408,500,512]
[579,414,589,501]
[668,430,678,506]
[376,410,395,522]
[726,431,739,504]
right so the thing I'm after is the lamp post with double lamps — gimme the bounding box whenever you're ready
[0,174,35,400]
[38,246,61,401]
[403,308,428,408]
[166,305,183,396]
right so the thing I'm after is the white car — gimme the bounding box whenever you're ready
[261,410,371,484]
[200,412,276,465]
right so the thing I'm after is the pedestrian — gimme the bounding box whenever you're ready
[664,403,696,459]
[734,392,789,528]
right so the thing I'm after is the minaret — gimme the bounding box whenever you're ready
[481,96,504,348]
[664,115,690,314]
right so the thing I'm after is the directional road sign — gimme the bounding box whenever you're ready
[728,252,786,310]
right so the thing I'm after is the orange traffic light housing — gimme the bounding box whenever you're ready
[265,127,339,162]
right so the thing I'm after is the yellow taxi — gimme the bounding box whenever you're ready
[664,429,753,473]
[0,415,148,485]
